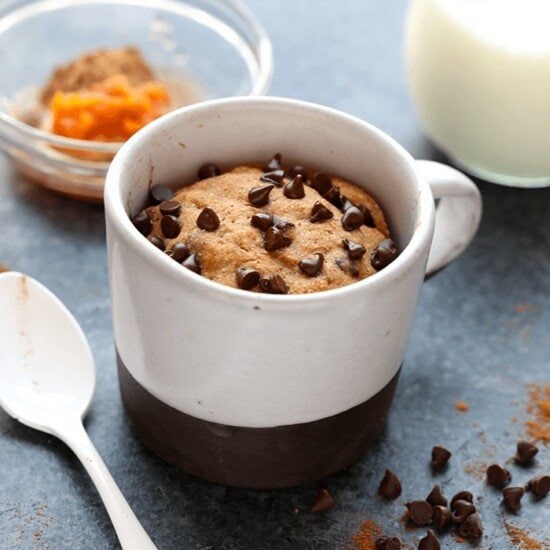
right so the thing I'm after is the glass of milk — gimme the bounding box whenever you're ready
[405,0,550,187]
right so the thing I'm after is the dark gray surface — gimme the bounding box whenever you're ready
[0,1,548,548]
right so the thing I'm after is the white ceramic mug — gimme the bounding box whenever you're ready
[104,97,482,488]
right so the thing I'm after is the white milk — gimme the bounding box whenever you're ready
[405,0,550,187]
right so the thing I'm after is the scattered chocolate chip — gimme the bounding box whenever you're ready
[167,243,190,262]
[132,210,152,235]
[431,446,452,470]
[457,513,483,539]
[283,174,306,199]
[451,500,476,523]
[251,212,274,231]
[526,475,550,497]
[299,253,324,277]
[358,204,376,228]
[148,235,165,250]
[426,485,447,507]
[236,267,260,290]
[197,207,220,231]
[432,506,451,529]
[515,441,539,465]
[503,487,524,512]
[248,184,275,207]
[161,214,182,238]
[375,535,402,550]
[261,169,285,186]
[197,163,221,180]
[182,253,201,274]
[310,172,332,195]
[486,464,511,488]
[323,186,342,207]
[378,470,402,500]
[343,239,366,260]
[418,529,440,550]
[310,201,334,223]
[265,153,283,172]
[159,200,181,217]
[149,184,173,204]
[450,491,473,508]
[264,226,292,251]
[309,488,335,512]
[341,206,364,231]
[259,274,289,294]
[371,239,397,270]
[272,216,295,231]
[406,501,433,526]
[336,258,360,277]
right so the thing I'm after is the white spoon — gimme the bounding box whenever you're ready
[0,272,156,550]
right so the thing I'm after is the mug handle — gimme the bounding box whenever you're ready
[416,160,482,278]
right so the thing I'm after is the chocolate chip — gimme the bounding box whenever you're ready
[235,267,261,290]
[197,207,220,231]
[515,441,538,465]
[323,186,342,207]
[450,491,473,508]
[426,485,447,507]
[283,174,305,199]
[486,464,511,488]
[261,169,284,186]
[418,530,440,550]
[259,274,289,294]
[431,446,452,470]
[340,195,355,211]
[451,500,476,523]
[343,239,366,260]
[457,513,483,539]
[265,153,283,172]
[310,172,332,195]
[132,210,152,235]
[167,243,189,262]
[341,206,364,231]
[526,475,550,497]
[375,536,402,550]
[148,235,165,250]
[159,200,181,217]
[286,165,308,181]
[248,184,274,207]
[432,506,451,529]
[371,239,397,270]
[182,253,201,274]
[378,470,402,500]
[299,253,324,277]
[251,212,274,231]
[358,204,376,228]
[149,184,173,204]
[310,201,334,223]
[309,488,335,512]
[197,163,221,180]
[336,258,360,277]
[161,214,182,238]
[273,216,295,231]
[264,226,292,251]
[406,501,433,526]
[503,487,524,512]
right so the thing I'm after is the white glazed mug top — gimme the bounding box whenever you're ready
[105,97,480,428]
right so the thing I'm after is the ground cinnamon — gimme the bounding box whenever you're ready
[350,519,382,550]
[455,400,469,412]
[504,521,545,550]
[525,384,550,443]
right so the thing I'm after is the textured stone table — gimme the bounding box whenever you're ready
[0,1,548,548]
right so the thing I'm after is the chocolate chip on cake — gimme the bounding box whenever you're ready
[149,184,174,205]
[309,488,335,512]
[251,212,274,231]
[159,200,181,217]
[431,446,452,470]
[264,226,292,251]
[299,253,324,277]
[503,487,524,512]
[236,267,261,291]
[343,239,366,260]
[378,470,402,500]
[457,513,483,539]
[182,253,201,274]
[451,500,476,523]
[310,172,332,195]
[406,501,433,526]
[371,239,397,270]
[358,204,376,228]
[259,274,289,294]
[426,485,447,507]
[161,214,182,238]
[341,206,364,231]
[167,243,190,262]
[418,530,440,550]
[486,464,511,488]
[148,235,165,250]
[197,207,220,231]
[336,258,360,277]
[261,169,285,186]
[132,210,152,235]
[286,165,308,181]
[432,506,451,529]
[197,163,222,180]
[272,216,295,231]
[526,475,550,497]
[340,195,355,212]
[323,186,342,207]
[265,153,283,172]
[375,536,402,550]
[514,441,538,465]
[283,174,306,199]
[450,491,473,507]
[310,201,334,223]
[248,183,275,207]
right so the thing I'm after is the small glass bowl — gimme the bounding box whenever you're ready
[0,0,273,201]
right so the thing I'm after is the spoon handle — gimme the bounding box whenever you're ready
[57,418,157,550]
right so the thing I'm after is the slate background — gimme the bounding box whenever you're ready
[0,1,548,548]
